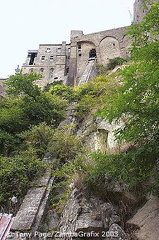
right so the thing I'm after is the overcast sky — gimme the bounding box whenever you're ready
[0,0,135,78]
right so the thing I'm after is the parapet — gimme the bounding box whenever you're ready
[70,30,83,40]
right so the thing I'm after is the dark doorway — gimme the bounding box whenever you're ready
[29,53,37,65]
[89,49,96,58]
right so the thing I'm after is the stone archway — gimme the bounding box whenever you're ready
[99,37,121,65]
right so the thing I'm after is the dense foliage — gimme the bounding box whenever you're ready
[91,1,159,190]
[0,154,45,205]
[0,73,67,156]
[0,73,67,206]
[1,0,159,211]
[51,1,159,199]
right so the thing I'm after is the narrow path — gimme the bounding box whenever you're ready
[7,169,54,239]
[78,59,97,85]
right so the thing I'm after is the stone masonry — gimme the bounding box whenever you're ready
[9,169,54,239]
[21,0,152,89]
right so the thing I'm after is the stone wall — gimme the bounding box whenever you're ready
[0,79,7,99]
[21,0,156,88]
[69,27,130,85]
[133,0,149,23]
[22,42,70,88]
[21,26,131,88]
[133,0,159,24]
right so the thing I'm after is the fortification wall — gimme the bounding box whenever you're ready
[20,0,158,88]
[68,27,131,85]
[133,0,159,23]
[133,0,149,23]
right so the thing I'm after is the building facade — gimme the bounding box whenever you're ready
[21,27,130,88]
[20,0,155,88]
[22,42,71,88]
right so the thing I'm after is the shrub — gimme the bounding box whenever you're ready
[49,83,76,102]
[48,126,83,163]
[0,154,45,204]
[106,57,128,70]
[43,80,63,92]
[97,57,129,75]
[19,123,55,158]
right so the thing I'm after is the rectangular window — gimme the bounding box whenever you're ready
[78,44,81,50]
[46,48,51,53]
[41,56,45,61]
[57,48,61,53]
[50,56,53,61]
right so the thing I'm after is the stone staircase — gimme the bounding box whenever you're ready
[7,169,54,239]
[78,59,97,85]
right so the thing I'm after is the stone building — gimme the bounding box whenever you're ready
[0,79,7,99]
[67,27,130,87]
[133,0,159,23]
[21,0,155,88]
[21,27,130,88]
[22,42,71,88]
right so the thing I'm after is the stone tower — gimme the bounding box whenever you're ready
[133,0,159,23]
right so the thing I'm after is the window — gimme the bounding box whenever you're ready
[46,48,51,53]
[29,53,37,65]
[66,67,69,74]
[68,48,70,52]
[29,68,34,72]
[50,56,53,61]
[78,44,81,50]
[41,56,45,61]
[49,68,54,78]
[79,53,82,57]
[57,48,61,53]
[40,68,44,74]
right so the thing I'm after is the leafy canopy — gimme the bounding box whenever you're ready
[93,1,159,188]
[0,73,67,156]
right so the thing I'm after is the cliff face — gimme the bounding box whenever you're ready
[7,74,159,240]
[36,101,133,239]
[48,94,159,240]
[59,188,127,240]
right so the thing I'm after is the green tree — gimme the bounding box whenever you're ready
[0,154,45,204]
[102,2,159,144]
[0,73,68,155]
[19,123,55,158]
[6,73,67,126]
[6,72,41,99]
[97,2,159,187]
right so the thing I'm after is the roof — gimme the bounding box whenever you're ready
[28,50,38,53]
[0,214,14,240]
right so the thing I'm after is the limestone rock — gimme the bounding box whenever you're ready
[127,195,159,240]
[59,188,121,235]
[107,223,128,240]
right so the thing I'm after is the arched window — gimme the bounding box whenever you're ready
[49,68,54,78]
[29,68,34,73]
[89,49,96,58]
[39,68,44,74]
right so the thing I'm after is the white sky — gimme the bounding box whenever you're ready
[0,0,135,78]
